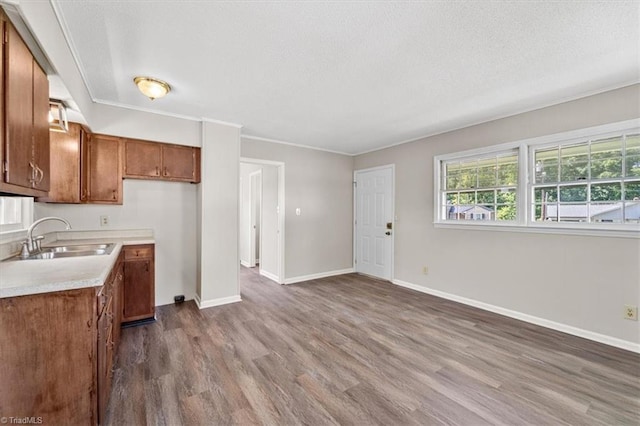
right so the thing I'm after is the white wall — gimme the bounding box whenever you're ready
[260,165,279,279]
[34,180,198,305]
[197,121,241,306]
[354,84,640,347]
[241,139,354,280]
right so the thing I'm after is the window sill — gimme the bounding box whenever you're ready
[433,221,640,239]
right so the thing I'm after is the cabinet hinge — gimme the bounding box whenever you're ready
[2,160,7,175]
[353,181,357,188]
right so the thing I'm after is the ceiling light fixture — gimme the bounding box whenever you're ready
[133,76,171,100]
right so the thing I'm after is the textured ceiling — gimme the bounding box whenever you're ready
[52,1,639,154]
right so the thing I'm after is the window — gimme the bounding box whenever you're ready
[442,150,518,222]
[532,133,639,224]
[0,197,33,234]
[434,119,640,236]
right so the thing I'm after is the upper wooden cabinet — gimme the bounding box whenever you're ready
[0,10,50,196]
[124,138,200,183]
[85,134,123,204]
[41,124,123,205]
[39,123,87,203]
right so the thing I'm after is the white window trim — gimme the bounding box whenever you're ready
[434,119,640,238]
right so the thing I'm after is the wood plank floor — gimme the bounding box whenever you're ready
[106,268,640,425]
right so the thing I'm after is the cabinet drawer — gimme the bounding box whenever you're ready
[124,245,153,260]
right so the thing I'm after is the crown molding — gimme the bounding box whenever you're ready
[241,134,353,156]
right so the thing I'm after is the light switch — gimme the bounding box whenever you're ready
[296,208,301,216]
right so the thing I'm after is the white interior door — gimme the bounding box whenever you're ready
[355,166,393,280]
[249,170,262,267]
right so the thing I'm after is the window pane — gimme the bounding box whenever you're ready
[534,187,558,202]
[626,134,640,177]
[560,143,589,181]
[625,181,640,200]
[591,182,622,202]
[476,190,494,204]
[496,204,516,221]
[627,155,640,178]
[446,192,459,204]
[0,197,22,224]
[533,202,558,221]
[535,148,559,183]
[445,163,460,190]
[559,185,587,202]
[497,155,518,186]
[591,203,623,223]
[459,192,475,204]
[477,164,496,187]
[496,188,516,204]
[591,137,622,179]
[458,161,477,189]
[557,203,588,222]
[625,197,640,222]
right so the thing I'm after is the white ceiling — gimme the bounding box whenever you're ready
[51,1,639,155]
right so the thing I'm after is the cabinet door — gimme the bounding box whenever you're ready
[31,60,49,191]
[123,259,155,322]
[80,129,90,201]
[97,305,111,425]
[161,145,196,181]
[87,135,122,204]
[43,124,82,203]
[4,22,34,189]
[124,139,162,178]
[112,261,124,347]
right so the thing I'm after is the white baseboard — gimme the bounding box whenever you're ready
[194,293,242,310]
[260,269,280,283]
[284,268,355,285]
[392,278,640,354]
[240,260,251,268]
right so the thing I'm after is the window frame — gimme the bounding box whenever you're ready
[434,119,640,238]
[0,197,34,235]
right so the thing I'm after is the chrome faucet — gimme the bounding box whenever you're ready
[21,217,72,258]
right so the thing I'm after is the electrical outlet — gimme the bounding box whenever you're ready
[422,266,428,275]
[100,215,109,227]
[624,305,638,321]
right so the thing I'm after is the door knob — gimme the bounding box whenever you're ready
[385,231,391,236]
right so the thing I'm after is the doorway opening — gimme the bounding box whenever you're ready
[239,158,285,284]
[353,164,395,281]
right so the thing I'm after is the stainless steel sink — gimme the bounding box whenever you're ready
[47,244,113,253]
[17,243,115,260]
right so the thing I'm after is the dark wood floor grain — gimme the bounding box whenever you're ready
[106,268,640,425]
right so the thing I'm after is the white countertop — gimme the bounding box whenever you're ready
[0,230,154,298]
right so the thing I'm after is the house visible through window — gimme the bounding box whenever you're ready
[434,120,640,235]
[532,134,640,224]
[442,150,518,222]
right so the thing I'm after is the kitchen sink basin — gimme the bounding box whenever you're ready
[17,243,116,260]
[47,243,113,253]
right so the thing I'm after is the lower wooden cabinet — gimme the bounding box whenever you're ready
[97,255,123,424]
[122,244,155,324]
[0,252,124,425]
